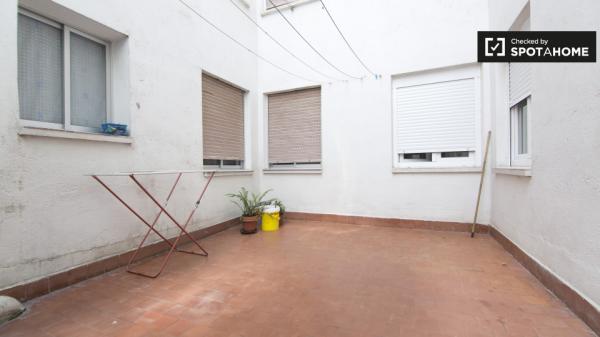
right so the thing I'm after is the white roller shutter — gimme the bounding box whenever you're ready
[509,15,531,107]
[393,77,477,154]
[509,63,531,106]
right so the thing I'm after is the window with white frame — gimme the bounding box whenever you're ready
[507,12,532,168]
[202,73,246,170]
[510,96,530,166]
[266,87,321,169]
[18,9,110,133]
[392,65,481,169]
[508,62,532,167]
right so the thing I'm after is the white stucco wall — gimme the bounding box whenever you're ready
[2,0,598,315]
[256,0,493,223]
[489,0,600,309]
[0,0,259,290]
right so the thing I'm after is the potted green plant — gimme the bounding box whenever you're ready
[226,188,272,234]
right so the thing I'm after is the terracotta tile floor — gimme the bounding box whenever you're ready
[0,220,596,337]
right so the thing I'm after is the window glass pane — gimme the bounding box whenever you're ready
[203,159,220,166]
[203,159,243,168]
[70,32,106,129]
[18,14,63,124]
[294,161,320,165]
[518,101,528,154]
[401,153,433,162]
[441,151,469,158]
[222,160,243,166]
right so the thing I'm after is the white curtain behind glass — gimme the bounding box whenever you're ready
[18,14,64,124]
[70,32,106,129]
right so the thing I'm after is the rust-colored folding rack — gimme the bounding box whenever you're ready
[90,170,215,278]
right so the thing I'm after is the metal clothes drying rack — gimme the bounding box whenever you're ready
[89,170,216,278]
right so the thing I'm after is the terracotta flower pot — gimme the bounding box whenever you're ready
[241,215,259,234]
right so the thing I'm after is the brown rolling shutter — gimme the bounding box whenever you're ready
[202,73,244,161]
[268,87,321,164]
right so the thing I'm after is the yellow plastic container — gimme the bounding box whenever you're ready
[261,206,280,232]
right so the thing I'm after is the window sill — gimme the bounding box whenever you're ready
[203,170,254,177]
[261,0,318,16]
[393,167,482,174]
[495,167,532,177]
[18,127,133,144]
[263,168,322,175]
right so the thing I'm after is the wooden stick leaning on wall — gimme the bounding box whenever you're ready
[471,130,492,238]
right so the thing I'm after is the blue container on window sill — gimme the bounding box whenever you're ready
[101,123,128,136]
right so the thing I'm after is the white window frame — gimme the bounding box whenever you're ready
[391,64,482,170]
[18,8,111,134]
[510,96,532,167]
